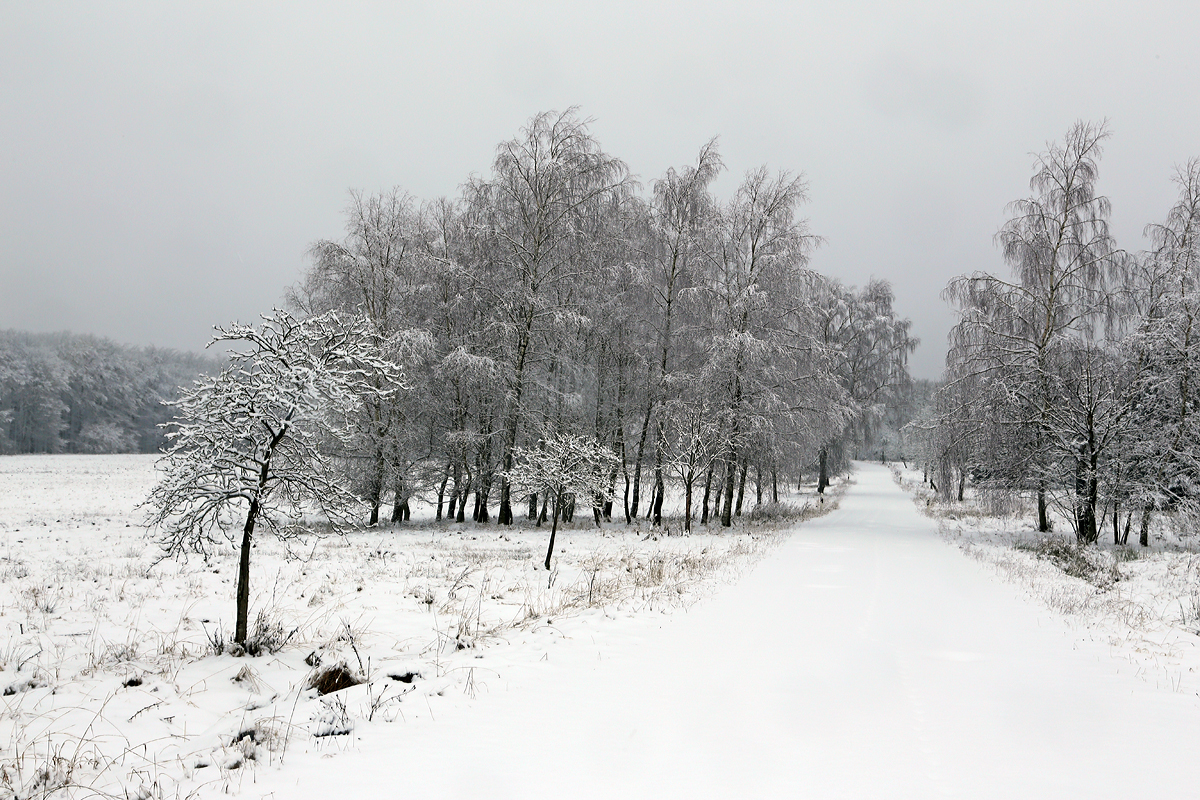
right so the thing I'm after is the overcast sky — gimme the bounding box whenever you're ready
[3,1,1199,378]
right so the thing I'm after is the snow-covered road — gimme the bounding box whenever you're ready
[256,463,1199,798]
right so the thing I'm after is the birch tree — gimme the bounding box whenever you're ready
[628,140,723,522]
[469,109,632,525]
[945,121,1119,535]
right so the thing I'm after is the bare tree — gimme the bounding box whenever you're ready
[143,310,402,647]
[504,433,618,569]
[468,109,632,525]
[945,121,1120,537]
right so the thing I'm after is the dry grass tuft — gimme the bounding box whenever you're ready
[305,661,362,695]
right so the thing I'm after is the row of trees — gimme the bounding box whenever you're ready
[144,110,919,645]
[288,110,918,531]
[915,121,1200,545]
[0,329,218,454]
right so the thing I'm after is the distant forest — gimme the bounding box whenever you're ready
[0,329,219,454]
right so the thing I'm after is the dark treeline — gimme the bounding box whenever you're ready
[913,121,1200,545]
[288,109,918,528]
[0,329,220,454]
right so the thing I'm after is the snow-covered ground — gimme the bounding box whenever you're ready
[6,457,1199,798]
[893,464,1200,697]
[0,454,830,799]
[233,462,1200,798]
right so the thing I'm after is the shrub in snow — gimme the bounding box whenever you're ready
[1015,538,1121,590]
[306,661,363,696]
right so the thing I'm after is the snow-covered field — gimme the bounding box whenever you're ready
[237,462,1200,798]
[8,458,1200,798]
[0,455,831,799]
[892,464,1200,696]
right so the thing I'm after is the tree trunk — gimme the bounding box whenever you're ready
[721,455,736,527]
[652,469,665,526]
[477,488,490,522]
[754,464,763,508]
[629,401,654,519]
[957,469,966,503]
[544,491,563,570]
[1139,506,1152,547]
[1036,481,1049,533]
[455,477,469,523]
[684,475,694,532]
[235,498,259,646]
[735,458,748,516]
[711,460,723,521]
[1073,450,1098,545]
[453,482,468,525]
[367,447,385,526]
[528,492,538,520]
[622,469,632,524]
[435,465,451,521]
[391,476,405,524]
[448,463,463,523]
[700,463,713,525]
[771,468,779,504]
[817,447,829,494]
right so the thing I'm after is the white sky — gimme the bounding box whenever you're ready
[3,1,1198,378]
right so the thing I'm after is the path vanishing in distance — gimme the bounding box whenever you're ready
[257,463,1200,799]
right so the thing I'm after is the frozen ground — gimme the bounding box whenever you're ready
[0,454,825,799]
[5,458,1199,798]
[235,462,1200,799]
[894,465,1200,697]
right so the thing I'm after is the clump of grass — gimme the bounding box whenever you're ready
[748,501,807,522]
[23,585,61,614]
[1014,538,1121,590]
[202,609,297,657]
[242,610,298,657]
[1112,546,1143,564]
[0,734,109,800]
[103,640,139,665]
[306,661,362,695]
[1181,591,1200,633]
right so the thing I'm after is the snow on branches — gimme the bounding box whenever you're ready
[504,434,619,569]
[143,308,403,645]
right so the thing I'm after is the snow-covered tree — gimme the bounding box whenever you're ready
[700,167,820,525]
[467,109,633,526]
[944,121,1121,537]
[143,309,402,647]
[504,434,618,569]
[815,279,917,488]
[626,140,723,523]
[661,396,722,532]
[1119,159,1200,540]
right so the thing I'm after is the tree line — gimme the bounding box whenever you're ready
[282,109,918,529]
[0,329,219,454]
[140,108,918,646]
[914,121,1200,545]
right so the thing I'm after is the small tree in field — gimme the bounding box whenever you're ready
[662,397,722,532]
[505,434,618,569]
[143,310,402,649]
